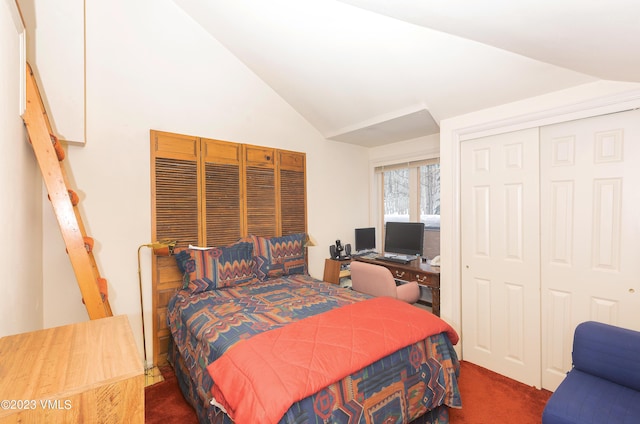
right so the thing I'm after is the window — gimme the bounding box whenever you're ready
[383,168,410,222]
[377,159,440,258]
[420,162,440,223]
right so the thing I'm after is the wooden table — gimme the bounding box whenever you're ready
[353,256,441,316]
[0,315,144,424]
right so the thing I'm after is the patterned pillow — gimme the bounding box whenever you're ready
[174,248,197,274]
[175,242,258,294]
[173,248,194,288]
[252,233,307,280]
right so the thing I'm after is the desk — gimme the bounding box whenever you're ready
[353,256,441,316]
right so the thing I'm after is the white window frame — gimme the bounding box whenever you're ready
[370,155,440,250]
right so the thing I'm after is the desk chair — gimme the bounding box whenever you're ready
[350,261,420,304]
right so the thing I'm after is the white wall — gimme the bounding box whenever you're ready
[29,0,369,363]
[19,0,85,143]
[439,80,640,345]
[0,0,43,337]
[369,133,439,165]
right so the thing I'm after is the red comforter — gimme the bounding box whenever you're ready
[206,296,458,424]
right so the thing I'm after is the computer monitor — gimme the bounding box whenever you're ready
[355,227,376,252]
[384,221,425,257]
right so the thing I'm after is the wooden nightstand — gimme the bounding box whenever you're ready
[0,315,144,423]
[323,258,352,285]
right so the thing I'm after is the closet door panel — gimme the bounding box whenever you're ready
[540,109,640,391]
[461,128,541,388]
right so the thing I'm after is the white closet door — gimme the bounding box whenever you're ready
[540,109,640,391]
[461,128,541,387]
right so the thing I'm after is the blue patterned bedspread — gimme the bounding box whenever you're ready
[167,274,460,423]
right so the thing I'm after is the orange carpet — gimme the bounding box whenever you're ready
[145,366,197,424]
[145,361,553,423]
[449,361,552,423]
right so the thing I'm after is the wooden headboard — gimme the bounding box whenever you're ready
[150,130,306,366]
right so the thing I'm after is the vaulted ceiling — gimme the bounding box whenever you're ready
[172,0,640,147]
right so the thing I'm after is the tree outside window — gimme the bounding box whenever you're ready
[380,160,440,257]
[383,168,409,223]
[420,163,440,228]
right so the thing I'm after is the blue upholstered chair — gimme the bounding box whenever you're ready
[542,321,640,424]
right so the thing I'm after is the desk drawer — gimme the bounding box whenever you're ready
[414,272,438,287]
[389,267,410,280]
[388,268,438,288]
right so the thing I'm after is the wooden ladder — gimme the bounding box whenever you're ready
[22,64,112,320]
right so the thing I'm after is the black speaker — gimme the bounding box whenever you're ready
[329,244,337,259]
[345,243,351,257]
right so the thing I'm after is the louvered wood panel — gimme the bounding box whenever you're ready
[152,156,199,366]
[280,168,306,235]
[245,145,275,167]
[279,150,306,235]
[154,157,199,248]
[151,130,201,366]
[153,131,198,161]
[150,131,307,366]
[279,150,305,171]
[246,166,277,237]
[205,162,242,245]
[202,137,241,164]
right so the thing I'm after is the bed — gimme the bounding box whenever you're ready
[166,233,460,423]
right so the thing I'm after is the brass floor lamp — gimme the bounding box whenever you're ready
[137,239,177,381]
